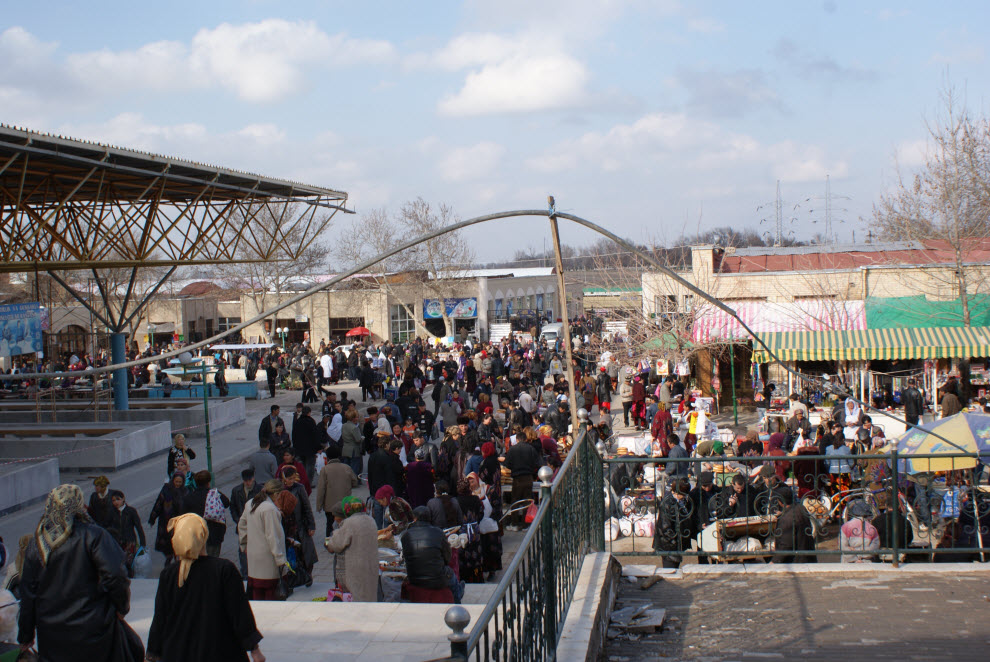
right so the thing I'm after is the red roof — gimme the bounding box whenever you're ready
[719,239,990,273]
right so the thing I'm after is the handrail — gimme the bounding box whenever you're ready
[461,427,591,655]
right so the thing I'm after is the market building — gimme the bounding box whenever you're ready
[642,241,990,415]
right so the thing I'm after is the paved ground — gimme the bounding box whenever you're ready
[605,572,990,661]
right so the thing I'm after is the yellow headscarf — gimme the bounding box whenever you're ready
[167,513,208,587]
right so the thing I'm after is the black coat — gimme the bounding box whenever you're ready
[504,440,542,478]
[18,519,141,661]
[108,505,146,548]
[402,521,451,589]
[146,556,262,662]
[714,484,758,519]
[368,449,404,498]
[771,504,817,563]
[292,414,321,460]
[902,386,925,423]
[229,482,262,531]
[88,491,114,530]
[166,445,196,477]
[258,414,285,444]
[653,495,696,561]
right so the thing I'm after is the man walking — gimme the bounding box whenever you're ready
[902,378,925,429]
[229,469,261,578]
[258,405,285,445]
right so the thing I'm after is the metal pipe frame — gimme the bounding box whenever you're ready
[0,206,970,455]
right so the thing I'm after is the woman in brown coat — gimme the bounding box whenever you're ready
[324,496,379,602]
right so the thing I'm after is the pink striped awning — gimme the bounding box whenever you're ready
[692,299,866,344]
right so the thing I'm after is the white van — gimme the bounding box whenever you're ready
[540,322,564,343]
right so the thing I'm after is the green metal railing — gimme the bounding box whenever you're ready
[600,450,990,563]
[437,425,605,662]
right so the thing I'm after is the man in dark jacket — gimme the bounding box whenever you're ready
[901,378,925,428]
[714,474,757,519]
[265,362,278,398]
[108,490,145,577]
[258,404,285,444]
[182,471,230,558]
[504,436,542,530]
[653,479,695,569]
[368,437,405,498]
[402,506,454,602]
[595,368,613,414]
[292,406,322,482]
[229,469,261,578]
[546,401,570,439]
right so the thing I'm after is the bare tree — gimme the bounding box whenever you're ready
[872,86,990,326]
[216,203,329,341]
[333,198,474,339]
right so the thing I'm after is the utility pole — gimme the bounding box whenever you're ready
[774,180,783,247]
[547,196,581,436]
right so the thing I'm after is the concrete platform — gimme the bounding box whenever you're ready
[0,458,59,515]
[125,578,483,662]
[0,397,246,439]
[0,421,172,470]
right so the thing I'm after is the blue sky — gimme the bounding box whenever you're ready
[3,1,988,260]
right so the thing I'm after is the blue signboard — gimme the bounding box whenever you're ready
[424,297,478,319]
[0,302,44,358]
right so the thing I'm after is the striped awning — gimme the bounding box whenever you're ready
[751,326,990,363]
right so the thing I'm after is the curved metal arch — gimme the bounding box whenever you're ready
[0,206,972,455]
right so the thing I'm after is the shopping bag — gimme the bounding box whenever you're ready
[131,547,152,579]
[524,502,538,524]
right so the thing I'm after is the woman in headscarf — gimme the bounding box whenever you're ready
[146,514,265,662]
[18,484,143,661]
[172,457,197,489]
[324,496,379,602]
[277,449,311,495]
[87,475,113,530]
[166,433,196,479]
[327,411,343,446]
[455,479,485,584]
[148,471,188,564]
[406,446,436,509]
[839,398,862,434]
[477,443,504,579]
[238,479,288,601]
[374,485,414,547]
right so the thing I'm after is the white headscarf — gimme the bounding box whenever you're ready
[843,398,861,425]
[328,413,343,441]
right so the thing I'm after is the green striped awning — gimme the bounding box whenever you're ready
[751,326,990,363]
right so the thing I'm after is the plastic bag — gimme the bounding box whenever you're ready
[605,517,621,541]
[131,547,152,579]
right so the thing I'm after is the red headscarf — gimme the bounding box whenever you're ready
[481,442,496,458]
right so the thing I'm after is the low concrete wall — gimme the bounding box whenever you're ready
[0,458,59,515]
[0,397,246,440]
[557,553,622,662]
[0,421,172,471]
[146,381,264,400]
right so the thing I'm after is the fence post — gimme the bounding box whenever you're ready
[595,440,607,551]
[891,448,900,568]
[444,606,471,659]
[539,465,556,649]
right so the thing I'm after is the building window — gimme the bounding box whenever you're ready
[218,317,242,332]
[390,304,416,342]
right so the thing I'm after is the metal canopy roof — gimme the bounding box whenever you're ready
[0,124,347,204]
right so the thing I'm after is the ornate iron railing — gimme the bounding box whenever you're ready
[600,449,990,564]
[436,425,606,662]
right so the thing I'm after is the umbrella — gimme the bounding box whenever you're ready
[888,411,990,473]
[345,326,371,337]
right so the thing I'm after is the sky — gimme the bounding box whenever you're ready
[3,1,989,261]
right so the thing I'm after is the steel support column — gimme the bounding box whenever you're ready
[110,332,128,410]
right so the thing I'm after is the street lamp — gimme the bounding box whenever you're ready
[275,327,288,348]
[147,323,156,349]
[163,352,217,487]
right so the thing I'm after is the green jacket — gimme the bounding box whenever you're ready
[340,421,364,458]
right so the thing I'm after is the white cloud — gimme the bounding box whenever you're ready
[414,30,591,116]
[438,141,505,181]
[526,112,847,184]
[60,20,395,103]
[439,52,589,116]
